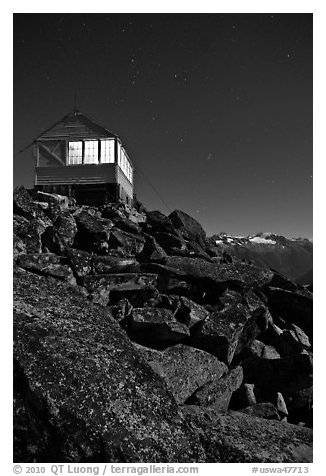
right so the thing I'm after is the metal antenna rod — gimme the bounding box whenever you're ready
[74,90,79,113]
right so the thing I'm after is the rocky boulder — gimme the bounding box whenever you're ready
[229,383,257,410]
[145,210,179,236]
[153,232,187,254]
[264,287,313,340]
[127,308,190,348]
[74,210,109,252]
[137,235,168,262]
[83,273,159,306]
[66,248,93,278]
[189,302,269,364]
[239,402,281,420]
[182,406,313,462]
[135,344,228,404]
[13,186,52,227]
[13,270,205,463]
[93,256,137,274]
[241,352,313,393]
[162,256,275,296]
[16,253,76,285]
[52,211,78,247]
[169,210,207,248]
[175,296,209,328]
[185,366,243,410]
[13,234,27,258]
[283,387,313,427]
[14,215,46,254]
[109,228,145,256]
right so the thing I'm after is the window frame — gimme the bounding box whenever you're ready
[67,138,133,184]
[68,141,83,165]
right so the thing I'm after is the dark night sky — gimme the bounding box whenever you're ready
[13,13,313,238]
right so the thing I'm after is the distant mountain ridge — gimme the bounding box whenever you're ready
[209,232,313,285]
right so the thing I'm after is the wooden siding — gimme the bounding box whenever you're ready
[36,164,116,185]
[117,167,133,199]
[37,113,117,141]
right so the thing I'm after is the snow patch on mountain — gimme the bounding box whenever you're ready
[249,236,277,245]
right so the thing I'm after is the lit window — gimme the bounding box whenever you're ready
[101,139,115,163]
[118,143,122,168]
[68,141,83,165]
[118,147,133,183]
[84,141,99,164]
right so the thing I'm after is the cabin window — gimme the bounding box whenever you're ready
[118,145,133,183]
[84,140,99,164]
[100,139,115,163]
[117,142,122,168]
[68,141,83,165]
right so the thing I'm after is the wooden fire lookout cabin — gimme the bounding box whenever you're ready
[33,109,134,206]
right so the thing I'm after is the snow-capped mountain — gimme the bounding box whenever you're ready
[209,232,313,285]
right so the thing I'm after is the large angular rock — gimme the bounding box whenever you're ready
[13,186,52,227]
[146,294,181,316]
[14,215,46,254]
[74,210,109,251]
[188,303,269,364]
[264,287,313,340]
[35,191,69,207]
[53,212,78,247]
[275,392,289,419]
[280,325,312,354]
[260,321,311,358]
[17,252,62,267]
[40,226,66,255]
[158,276,193,297]
[153,232,187,254]
[137,235,168,262]
[235,339,281,362]
[175,296,209,328]
[13,234,27,258]
[262,345,282,359]
[83,273,159,306]
[100,203,125,220]
[66,248,93,278]
[239,402,281,420]
[135,344,228,404]
[162,256,275,291]
[114,216,142,235]
[145,210,179,236]
[127,287,161,308]
[185,366,243,411]
[93,256,137,274]
[107,298,133,324]
[229,383,256,410]
[234,339,266,361]
[283,387,313,427]
[182,406,313,462]
[241,352,313,393]
[247,388,289,421]
[182,241,213,261]
[17,253,76,285]
[109,228,145,255]
[127,308,190,348]
[169,210,207,248]
[13,270,205,463]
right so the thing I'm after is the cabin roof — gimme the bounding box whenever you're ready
[35,110,119,141]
